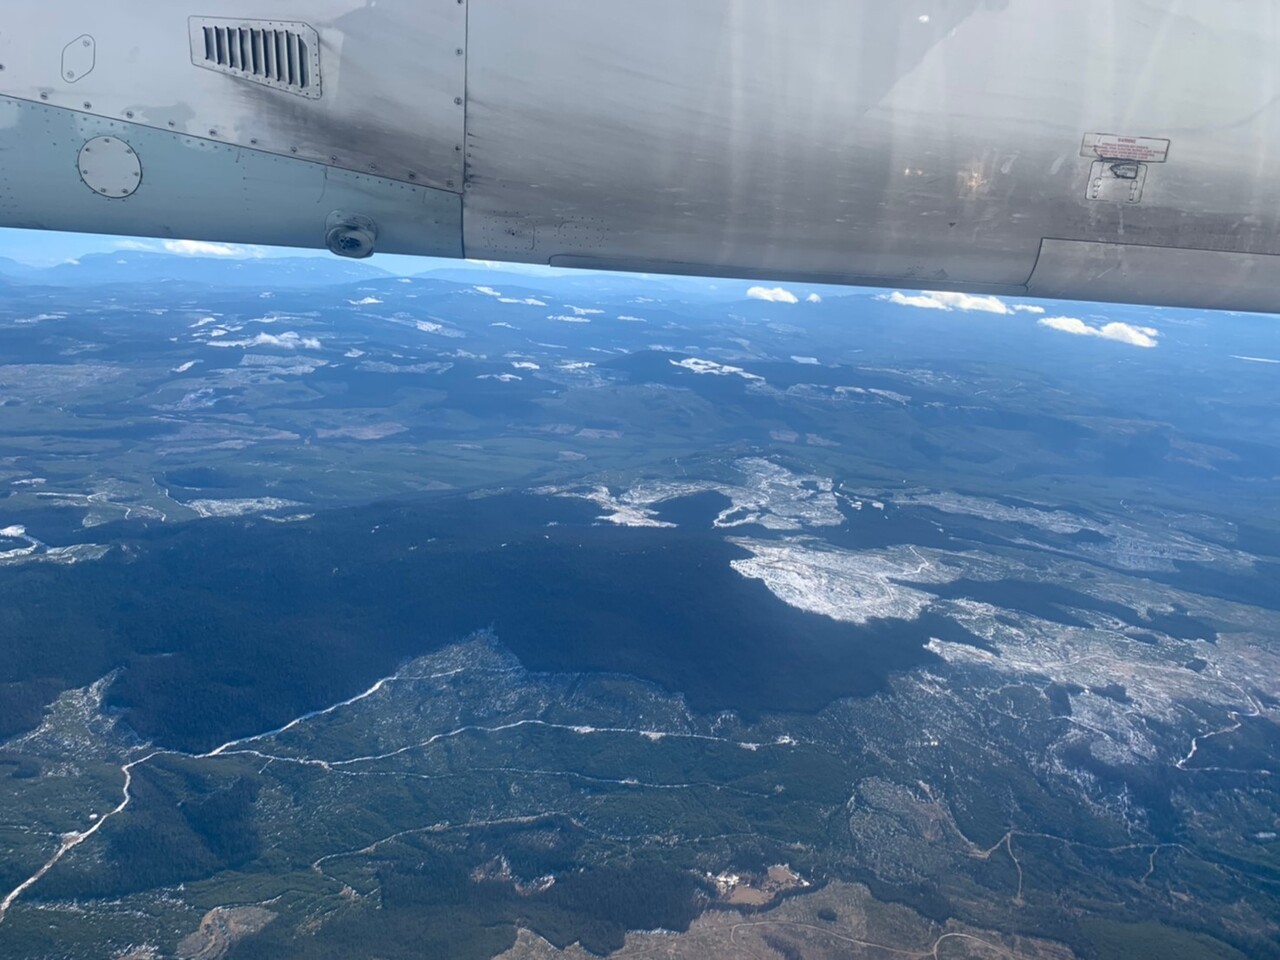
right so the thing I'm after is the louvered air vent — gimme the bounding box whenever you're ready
[189,18,321,98]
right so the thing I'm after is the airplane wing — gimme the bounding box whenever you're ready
[0,1,1277,311]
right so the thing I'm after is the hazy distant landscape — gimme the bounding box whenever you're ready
[0,251,1276,960]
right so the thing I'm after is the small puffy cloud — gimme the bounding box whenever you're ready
[163,239,256,257]
[882,290,1013,314]
[747,286,799,304]
[886,291,949,310]
[1038,316,1159,348]
[348,296,382,305]
[805,293,822,303]
[1097,322,1160,347]
[1014,304,1045,314]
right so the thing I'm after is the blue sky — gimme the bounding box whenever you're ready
[3,226,1268,353]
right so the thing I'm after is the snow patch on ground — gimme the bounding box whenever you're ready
[671,357,763,382]
[728,539,950,624]
[185,497,304,518]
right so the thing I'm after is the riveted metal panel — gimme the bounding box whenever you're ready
[0,97,461,257]
[0,1,465,190]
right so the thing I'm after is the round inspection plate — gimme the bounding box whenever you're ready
[77,136,141,198]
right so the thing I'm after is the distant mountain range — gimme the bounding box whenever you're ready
[0,250,759,298]
[0,251,394,288]
[413,264,728,299]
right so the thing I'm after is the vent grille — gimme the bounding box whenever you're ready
[190,18,320,98]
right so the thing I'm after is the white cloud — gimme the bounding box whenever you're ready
[548,314,591,323]
[617,314,646,322]
[162,239,255,257]
[348,296,382,305]
[805,293,822,303]
[883,291,1157,346]
[1097,322,1160,347]
[1038,316,1159,348]
[566,305,604,316]
[791,356,821,365]
[747,286,799,304]
[883,290,1013,314]
[473,285,502,297]
[926,291,1011,313]
[884,291,948,310]
[511,361,540,370]
[1232,355,1280,364]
